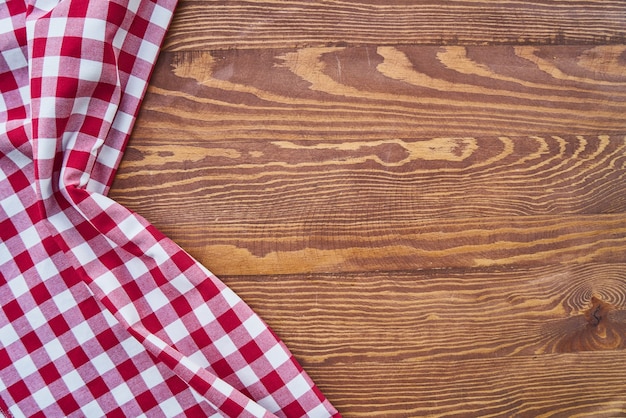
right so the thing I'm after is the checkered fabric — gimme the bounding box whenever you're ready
[0,1,339,416]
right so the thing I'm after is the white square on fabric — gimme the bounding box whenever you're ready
[308,404,334,418]
[186,350,210,369]
[264,344,289,369]
[32,386,56,409]
[145,242,169,266]
[123,257,149,279]
[43,338,65,362]
[144,287,170,313]
[78,171,91,189]
[82,18,107,42]
[47,18,68,38]
[285,374,310,400]
[24,306,47,329]
[150,4,173,29]
[7,275,29,299]
[34,258,58,281]
[13,355,38,378]
[119,336,144,358]
[72,241,99,265]
[6,148,31,169]
[94,271,122,295]
[110,382,134,406]
[0,193,26,218]
[257,395,281,414]
[91,351,116,375]
[244,400,268,418]
[36,136,58,160]
[127,0,141,14]
[145,334,168,352]
[0,242,11,266]
[38,97,58,119]
[89,192,116,211]
[96,144,123,170]
[211,378,233,398]
[0,323,20,347]
[125,75,147,99]
[118,302,140,326]
[71,320,96,345]
[111,110,134,135]
[40,56,61,77]
[136,41,159,64]
[69,97,90,123]
[140,365,165,390]
[18,85,30,107]
[179,355,201,375]
[19,225,40,250]
[62,369,86,392]
[221,287,241,309]
[235,365,259,387]
[78,59,103,83]
[242,315,265,339]
[117,215,145,242]
[213,334,237,358]
[0,16,13,37]
[169,273,195,295]
[163,318,188,344]
[81,400,105,417]
[2,47,28,72]
[193,303,216,327]
[159,396,184,416]
[47,210,74,233]
[38,178,53,200]
[103,103,118,128]
[112,27,128,50]
[51,289,75,313]
[85,178,107,194]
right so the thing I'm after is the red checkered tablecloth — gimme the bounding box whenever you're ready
[0,1,339,416]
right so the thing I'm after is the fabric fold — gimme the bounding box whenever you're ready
[0,0,339,416]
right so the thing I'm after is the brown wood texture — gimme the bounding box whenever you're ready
[109,1,626,416]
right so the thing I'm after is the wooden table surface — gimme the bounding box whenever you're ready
[109,1,626,416]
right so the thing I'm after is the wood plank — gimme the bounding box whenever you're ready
[122,214,626,275]
[111,134,626,275]
[134,46,626,140]
[221,264,626,365]
[112,135,626,222]
[234,266,626,415]
[307,353,626,416]
[164,0,626,51]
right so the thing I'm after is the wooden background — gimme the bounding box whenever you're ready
[109,1,626,416]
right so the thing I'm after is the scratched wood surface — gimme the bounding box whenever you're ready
[109,0,626,416]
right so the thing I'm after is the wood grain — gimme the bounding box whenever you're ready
[220,264,626,414]
[134,46,626,139]
[110,212,626,275]
[112,135,626,274]
[115,135,626,221]
[109,0,626,415]
[221,264,626,364]
[164,0,626,51]
[309,353,626,416]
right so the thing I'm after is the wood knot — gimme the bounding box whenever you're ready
[584,296,612,327]
[548,295,626,353]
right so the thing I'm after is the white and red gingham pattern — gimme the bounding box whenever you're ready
[0,1,339,416]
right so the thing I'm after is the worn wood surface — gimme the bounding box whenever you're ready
[109,1,626,416]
